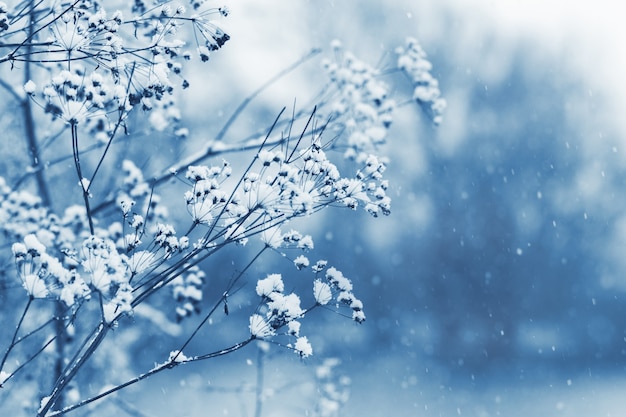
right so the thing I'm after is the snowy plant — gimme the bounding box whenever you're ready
[313,358,351,417]
[0,1,443,416]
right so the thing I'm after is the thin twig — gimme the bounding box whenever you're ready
[253,347,265,417]
[38,322,110,417]
[172,247,268,362]
[2,0,81,65]
[21,1,51,206]
[70,121,95,234]
[87,64,134,192]
[214,48,321,143]
[48,338,254,416]
[0,297,32,375]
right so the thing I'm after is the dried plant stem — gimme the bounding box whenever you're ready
[48,338,254,416]
[38,322,110,417]
[70,122,95,235]
[0,298,32,375]
[21,2,50,207]
[254,347,265,417]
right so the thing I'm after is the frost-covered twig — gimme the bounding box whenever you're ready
[47,338,255,416]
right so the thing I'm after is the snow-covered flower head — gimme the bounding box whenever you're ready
[184,162,232,225]
[81,236,128,293]
[322,41,395,160]
[313,279,332,305]
[396,37,446,125]
[293,336,313,358]
[11,234,89,305]
[256,273,284,297]
[0,2,8,32]
[249,314,275,339]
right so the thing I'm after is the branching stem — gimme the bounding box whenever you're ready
[70,121,95,234]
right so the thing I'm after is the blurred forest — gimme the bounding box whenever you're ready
[201,1,626,415]
[201,0,626,365]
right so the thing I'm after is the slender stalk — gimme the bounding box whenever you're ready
[86,64,135,192]
[172,247,268,361]
[22,1,50,207]
[38,322,110,417]
[70,121,95,234]
[53,302,67,409]
[0,297,32,374]
[253,347,265,417]
[48,338,254,416]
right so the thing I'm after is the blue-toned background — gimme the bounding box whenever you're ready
[174,1,626,416]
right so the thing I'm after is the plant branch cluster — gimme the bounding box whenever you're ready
[0,1,445,415]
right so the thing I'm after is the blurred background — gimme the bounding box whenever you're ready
[169,1,626,416]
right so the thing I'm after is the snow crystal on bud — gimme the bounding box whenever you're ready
[186,165,210,181]
[117,197,134,216]
[175,127,189,138]
[297,235,314,250]
[258,149,277,166]
[0,370,9,386]
[294,336,313,358]
[161,5,173,17]
[352,310,366,323]
[168,350,190,363]
[326,267,352,291]
[249,314,274,338]
[24,234,46,255]
[130,214,144,229]
[267,292,304,320]
[294,255,309,270]
[350,299,363,311]
[337,291,354,304]
[312,260,328,273]
[24,80,36,94]
[287,320,301,336]
[256,273,284,297]
[396,36,446,125]
[11,242,27,258]
[112,10,123,23]
[313,280,332,305]
[38,396,52,415]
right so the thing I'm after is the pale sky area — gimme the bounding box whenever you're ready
[458,0,626,127]
[216,0,625,123]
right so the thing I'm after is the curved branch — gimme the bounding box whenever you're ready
[47,338,254,416]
